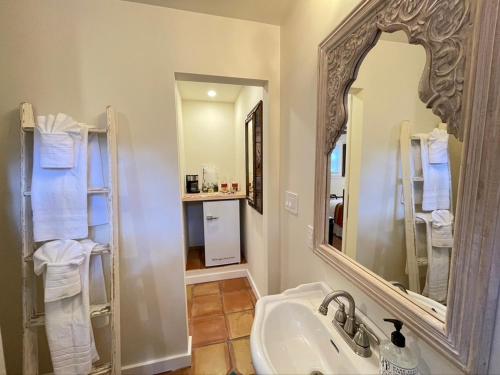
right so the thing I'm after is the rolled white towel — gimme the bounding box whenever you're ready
[431,210,454,248]
[428,128,449,164]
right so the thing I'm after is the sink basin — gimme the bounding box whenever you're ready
[250,282,385,374]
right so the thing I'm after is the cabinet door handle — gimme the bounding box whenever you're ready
[206,215,219,221]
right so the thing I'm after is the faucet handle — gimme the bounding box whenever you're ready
[334,302,347,325]
[354,324,370,349]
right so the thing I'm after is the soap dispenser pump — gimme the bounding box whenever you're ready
[379,319,418,375]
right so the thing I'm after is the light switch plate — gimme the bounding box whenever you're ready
[284,191,299,215]
[306,225,314,250]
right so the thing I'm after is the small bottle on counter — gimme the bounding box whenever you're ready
[231,181,239,192]
[220,180,229,193]
[379,319,418,375]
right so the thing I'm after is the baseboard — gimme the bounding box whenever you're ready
[245,269,262,300]
[185,264,248,285]
[122,336,192,375]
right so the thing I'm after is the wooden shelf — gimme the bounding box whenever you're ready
[182,192,246,202]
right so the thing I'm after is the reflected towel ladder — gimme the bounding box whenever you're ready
[20,103,121,374]
[400,121,453,294]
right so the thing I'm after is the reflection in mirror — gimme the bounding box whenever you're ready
[326,31,463,321]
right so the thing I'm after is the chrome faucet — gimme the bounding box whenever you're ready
[318,290,379,357]
[318,290,356,335]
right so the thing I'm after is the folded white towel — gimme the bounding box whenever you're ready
[40,133,74,168]
[428,128,449,164]
[34,240,99,375]
[431,210,454,248]
[32,117,89,242]
[88,134,108,227]
[418,133,451,211]
[37,113,81,169]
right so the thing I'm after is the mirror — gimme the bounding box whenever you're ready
[314,1,500,370]
[247,119,254,202]
[245,100,263,214]
[325,31,464,321]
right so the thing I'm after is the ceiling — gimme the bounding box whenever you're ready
[125,0,292,25]
[177,81,243,103]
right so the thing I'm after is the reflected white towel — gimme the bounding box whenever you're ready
[423,246,451,304]
[428,128,449,164]
[89,254,109,327]
[88,134,108,226]
[419,133,450,211]
[431,210,454,248]
[32,117,88,242]
[415,213,451,304]
[34,240,99,375]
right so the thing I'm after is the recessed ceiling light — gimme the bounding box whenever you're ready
[208,90,217,97]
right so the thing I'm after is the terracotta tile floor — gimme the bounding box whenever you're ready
[163,277,257,375]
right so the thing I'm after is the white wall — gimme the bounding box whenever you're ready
[181,100,237,185]
[280,1,461,373]
[234,86,267,293]
[346,36,441,283]
[0,0,280,373]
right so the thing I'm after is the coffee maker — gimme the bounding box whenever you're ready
[186,175,200,194]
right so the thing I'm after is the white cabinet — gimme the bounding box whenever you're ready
[203,200,241,266]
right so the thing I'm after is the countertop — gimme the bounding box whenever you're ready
[182,192,247,202]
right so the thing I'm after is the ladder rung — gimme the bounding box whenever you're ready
[90,363,112,375]
[25,244,110,262]
[22,125,108,134]
[28,303,111,328]
[23,188,110,197]
[417,257,428,266]
[415,213,433,224]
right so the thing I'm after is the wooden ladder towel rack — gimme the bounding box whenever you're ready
[20,103,121,374]
[400,121,453,294]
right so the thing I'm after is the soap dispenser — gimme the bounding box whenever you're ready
[379,319,418,375]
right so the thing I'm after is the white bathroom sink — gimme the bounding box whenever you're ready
[250,282,385,375]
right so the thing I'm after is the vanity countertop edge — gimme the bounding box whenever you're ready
[182,192,247,202]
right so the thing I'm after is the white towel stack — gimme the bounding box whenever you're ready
[34,240,99,375]
[417,126,454,303]
[32,114,88,242]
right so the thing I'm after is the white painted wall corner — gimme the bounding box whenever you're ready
[246,269,262,300]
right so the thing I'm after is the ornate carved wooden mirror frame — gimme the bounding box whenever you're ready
[246,100,263,214]
[313,0,500,372]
